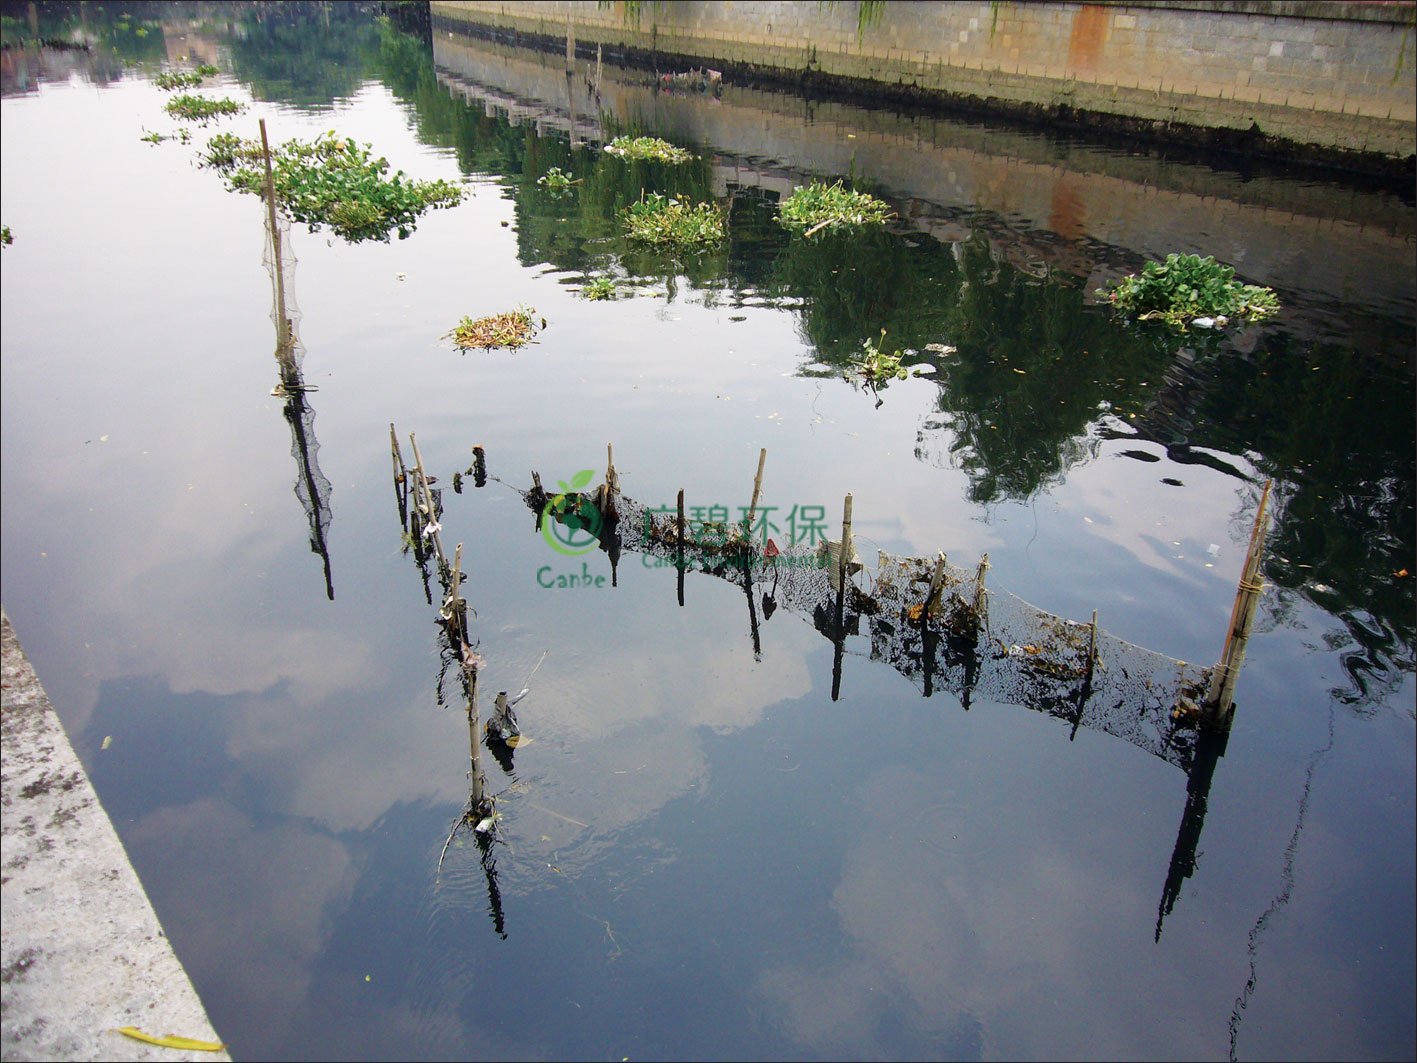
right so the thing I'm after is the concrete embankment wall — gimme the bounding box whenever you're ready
[429,0,1417,172]
[433,31,1415,346]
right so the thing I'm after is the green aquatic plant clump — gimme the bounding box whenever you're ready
[536,166,578,193]
[205,131,464,243]
[603,135,695,163]
[165,93,244,123]
[446,306,544,351]
[581,275,618,300]
[1098,253,1281,331]
[153,64,218,90]
[778,180,893,236]
[141,128,191,145]
[623,192,725,250]
[852,330,909,383]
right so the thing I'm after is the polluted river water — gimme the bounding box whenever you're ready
[0,6,1413,1061]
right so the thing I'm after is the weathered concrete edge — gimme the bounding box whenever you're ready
[1,607,231,1062]
[430,2,1417,181]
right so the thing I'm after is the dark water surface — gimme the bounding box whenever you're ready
[2,5,1413,1061]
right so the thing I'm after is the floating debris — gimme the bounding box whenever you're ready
[446,306,544,351]
[656,67,723,96]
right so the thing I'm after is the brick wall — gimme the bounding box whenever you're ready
[429,1,1417,162]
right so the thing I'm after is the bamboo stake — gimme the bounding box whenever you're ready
[390,423,406,486]
[600,442,617,515]
[257,119,289,355]
[972,553,990,625]
[1204,480,1272,726]
[925,551,947,618]
[391,423,408,524]
[448,542,465,639]
[838,492,854,589]
[745,448,767,533]
[409,433,447,569]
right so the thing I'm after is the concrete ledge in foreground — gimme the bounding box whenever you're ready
[1,607,231,1062]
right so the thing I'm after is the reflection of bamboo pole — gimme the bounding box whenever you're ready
[745,448,767,533]
[676,488,686,607]
[1204,480,1272,727]
[830,493,853,702]
[1086,609,1098,685]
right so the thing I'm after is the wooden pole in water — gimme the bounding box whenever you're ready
[745,448,767,534]
[390,422,408,522]
[258,119,291,356]
[390,423,405,487]
[601,442,617,515]
[1204,480,1272,728]
[565,12,575,70]
[972,553,990,624]
[449,542,465,640]
[925,552,948,618]
[838,492,854,591]
[409,433,448,569]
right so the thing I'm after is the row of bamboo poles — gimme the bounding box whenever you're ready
[420,433,1271,731]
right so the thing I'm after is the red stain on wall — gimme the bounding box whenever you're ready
[1068,4,1111,71]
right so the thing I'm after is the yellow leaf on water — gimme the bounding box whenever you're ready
[117,1027,226,1052]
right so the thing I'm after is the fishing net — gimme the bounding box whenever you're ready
[265,199,333,598]
[522,482,1211,774]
